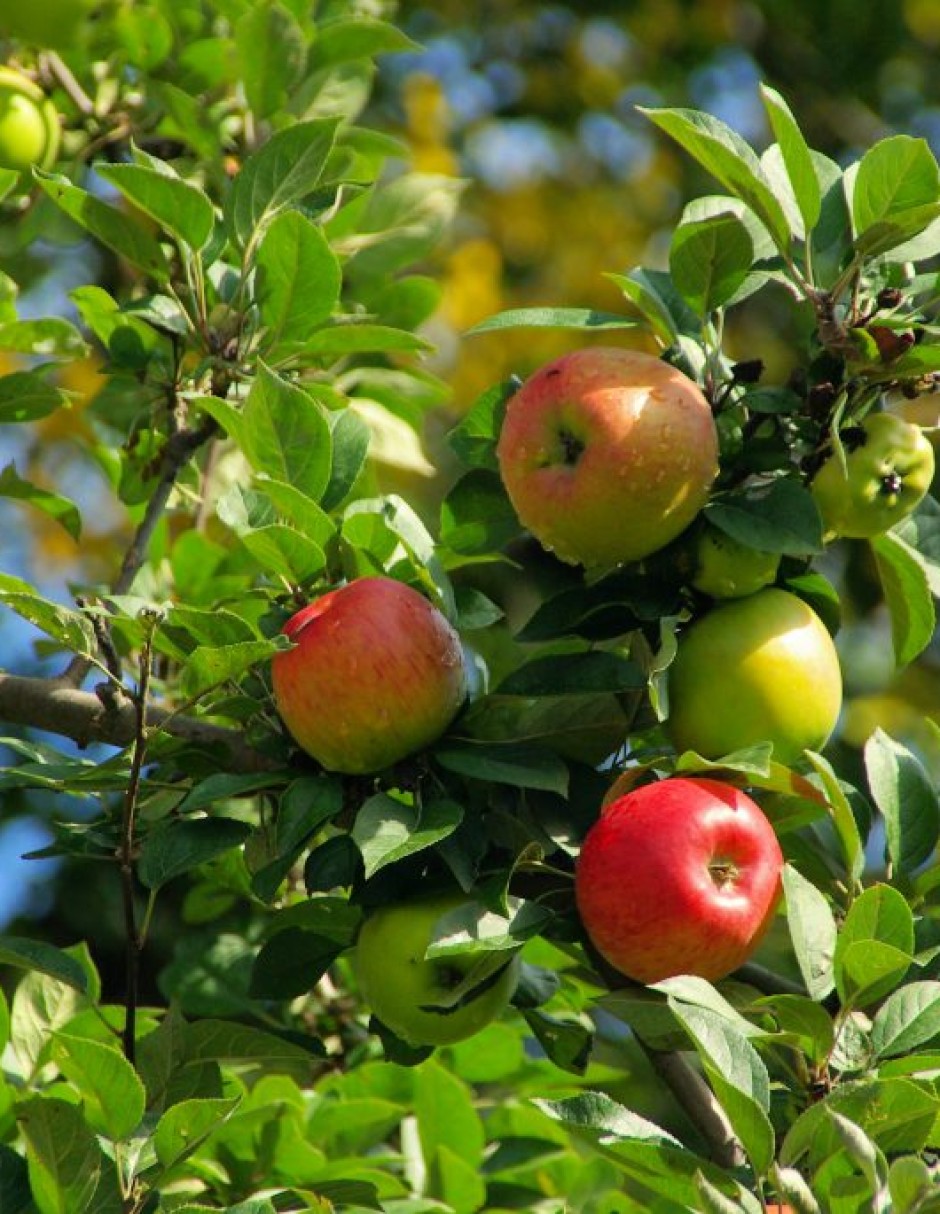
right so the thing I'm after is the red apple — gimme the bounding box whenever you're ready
[496,347,719,567]
[575,777,783,984]
[271,576,466,774]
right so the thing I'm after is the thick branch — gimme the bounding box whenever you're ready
[0,672,277,772]
[637,1040,747,1170]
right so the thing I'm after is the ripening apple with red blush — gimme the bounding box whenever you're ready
[271,576,467,775]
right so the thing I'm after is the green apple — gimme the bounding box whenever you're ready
[0,69,59,175]
[690,523,781,599]
[811,412,934,539]
[354,893,521,1047]
[271,576,467,775]
[666,588,842,765]
[496,347,719,568]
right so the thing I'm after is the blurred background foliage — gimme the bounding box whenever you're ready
[3,0,940,930]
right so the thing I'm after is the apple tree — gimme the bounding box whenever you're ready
[0,4,938,1213]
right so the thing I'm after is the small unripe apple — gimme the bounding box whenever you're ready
[575,777,783,984]
[0,68,59,174]
[690,523,780,599]
[354,892,521,1046]
[496,347,719,568]
[811,412,934,539]
[665,588,842,765]
[271,577,466,774]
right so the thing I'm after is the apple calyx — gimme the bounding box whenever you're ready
[707,857,740,889]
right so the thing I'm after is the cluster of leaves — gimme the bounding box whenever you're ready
[0,9,938,1214]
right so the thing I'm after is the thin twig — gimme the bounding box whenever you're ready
[118,613,158,1064]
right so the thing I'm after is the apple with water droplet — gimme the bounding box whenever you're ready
[496,347,719,567]
[575,776,783,984]
[271,576,467,774]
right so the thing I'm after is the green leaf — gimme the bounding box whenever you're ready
[309,17,420,67]
[781,864,837,1000]
[321,407,371,510]
[226,118,341,248]
[0,318,88,360]
[184,1018,324,1079]
[416,1057,485,1168]
[138,818,253,890]
[425,896,551,959]
[497,652,645,697]
[606,269,680,346]
[51,1033,146,1141]
[669,211,754,315]
[852,136,940,246]
[705,478,824,557]
[0,575,97,657]
[781,1077,940,1166]
[239,365,334,503]
[95,161,215,251]
[0,371,68,423]
[239,523,327,582]
[871,530,936,666]
[255,210,342,349]
[522,1008,592,1075]
[440,469,522,555]
[249,926,344,999]
[447,379,515,472]
[0,938,88,992]
[351,794,463,879]
[17,1097,109,1214]
[889,1155,935,1212]
[865,728,940,877]
[153,1096,240,1172]
[467,307,636,335]
[181,637,284,699]
[804,751,866,883]
[666,999,775,1176]
[251,775,344,900]
[36,172,168,279]
[0,463,81,540]
[434,740,569,794]
[640,106,792,251]
[758,993,834,1065]
[834,884,914,1007]
[0,1145,31,1214]
[236,0,307,119]
[289,321,431,358]
[870,982,940,1059]
[536,1092,730,1207]
[760,85,822,232]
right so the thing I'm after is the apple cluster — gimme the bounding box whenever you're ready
[270,346,934,1044]
[495,345,933,990]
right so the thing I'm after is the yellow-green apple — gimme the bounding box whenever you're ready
[575,776,783,984]
[666,588,842,766]
[811,412,934,539]
[690,523,780,599]
[271,576,466,774]
[0,68,59,174]
[496,347,719,567]
[354,892,521,1046]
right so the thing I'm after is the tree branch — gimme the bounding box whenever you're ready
[636,1039,747,1170]
[0,672,277,772]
